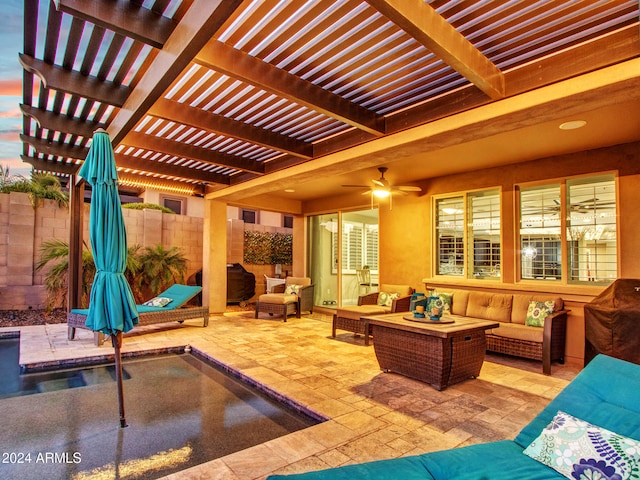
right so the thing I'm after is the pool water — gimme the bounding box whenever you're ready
[0,337,320,480]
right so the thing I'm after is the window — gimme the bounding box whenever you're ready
[519,185,562,280]
[435,190,501,279]
[468,190,501,278]
[518,175,617,284]
[242,209,257,224]
[162,197,183,214]
[567,176,617,283]
[436,197,464,276]
[283,215,293,228]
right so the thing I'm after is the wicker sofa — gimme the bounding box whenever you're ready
[433,288,568,374]
[332,284,414,345]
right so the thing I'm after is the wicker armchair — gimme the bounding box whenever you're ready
[332,284,414,345]
[255,276,315,321]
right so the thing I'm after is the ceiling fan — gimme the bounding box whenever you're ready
[342,167,422,209]
[542,197,616,215]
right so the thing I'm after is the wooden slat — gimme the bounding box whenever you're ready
[53,0,177,49]
[20,105,106,138]
[367,0,504,100]
[195,40,386,136]
[19,54,130,106]
[149,98,313,159]
[122,131,266,175]
[108,0,244,145]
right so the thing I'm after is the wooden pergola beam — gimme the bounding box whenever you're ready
[107,0,245,145]
[19,54,130,107]
[195,41,386,137]
[20,104,106,138]
[149,98,314,159]
[21,155,79,176]
[53,0,176,49]
[367,0,505,100]
[122,132,266,175]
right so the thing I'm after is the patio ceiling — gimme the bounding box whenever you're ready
[20,0,640,202]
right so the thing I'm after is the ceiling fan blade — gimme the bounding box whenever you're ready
[372,179,385,187]
[341,184,370,188]
[397,185,422,192]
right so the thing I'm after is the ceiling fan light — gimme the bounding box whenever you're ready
[372,188,390,198]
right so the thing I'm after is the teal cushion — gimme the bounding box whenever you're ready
[266,455,435,480]
[516,355,640,449]
[158,284,202,308]
[417,440,564,480]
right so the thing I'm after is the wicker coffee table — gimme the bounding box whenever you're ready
[364,312,498,390]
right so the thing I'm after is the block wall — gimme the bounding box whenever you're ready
[0,192,204,310]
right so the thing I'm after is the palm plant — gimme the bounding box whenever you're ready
[36,239,96,310]
[134,244,187,299]
[0,169,69,208]
[36,241,152,309]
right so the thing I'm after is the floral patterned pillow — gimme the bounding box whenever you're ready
[525,300,555,327]
[284,284,303,295]
[143,296,173,307]
[377,292,400,307]
[523,410,640,480]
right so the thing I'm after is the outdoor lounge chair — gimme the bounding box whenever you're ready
[255,276,314,321]
[67,284,209,346]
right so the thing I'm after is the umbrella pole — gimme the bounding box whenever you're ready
[111,331,128,428]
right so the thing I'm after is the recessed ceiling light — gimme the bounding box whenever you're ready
[559,120,587,130]
[284,189,295,193]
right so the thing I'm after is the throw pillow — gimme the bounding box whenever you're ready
[143,296,173,307]
[523,410,640,480]
[377,292,400,307]
[525,300,554,327]
[284,284,303,295]
[435,291,452,313]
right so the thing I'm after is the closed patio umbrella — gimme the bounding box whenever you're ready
[79,129,138,428]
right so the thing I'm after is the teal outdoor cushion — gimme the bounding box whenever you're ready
[417,440,564,480]
[515,354,640,449]
[267,455,435,480]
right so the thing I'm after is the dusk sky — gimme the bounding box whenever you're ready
[0,0,31,178]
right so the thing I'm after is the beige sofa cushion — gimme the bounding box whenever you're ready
[511,295,564,325]
[259,293,298,304]
[488,323,544,343]
[466,291,513,323]
[337,304,390,320]
[378,284,413,296]
[446,289,469,316]
[286,276,311,287]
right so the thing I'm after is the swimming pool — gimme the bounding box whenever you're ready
[0,336,321,480]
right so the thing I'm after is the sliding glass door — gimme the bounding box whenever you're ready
[308,209,379,309]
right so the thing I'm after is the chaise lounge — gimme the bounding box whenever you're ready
[67,284,209,346]
[267,354,640,479]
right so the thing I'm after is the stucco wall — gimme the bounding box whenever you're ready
[0,193,203,310]
[379,141,640,367]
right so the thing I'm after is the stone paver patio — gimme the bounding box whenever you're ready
[1,311,579,479]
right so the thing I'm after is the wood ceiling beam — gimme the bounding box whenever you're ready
[107,0,244,146]
[20,105,106,138]
[21,134,89,160]
[195,41,386,136]
[149,98,313,159]
[53,0,176,49]
[367,0,505,100]
[117,172,206,196]
[115,152,230,185]
[21,155,79,176]
[19,54,130,107]
[123,132,265,175]
[21,149,230,187]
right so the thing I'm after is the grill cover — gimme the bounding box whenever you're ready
[584,279,640,366]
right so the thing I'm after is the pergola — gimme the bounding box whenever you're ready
[20,0,640,310]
